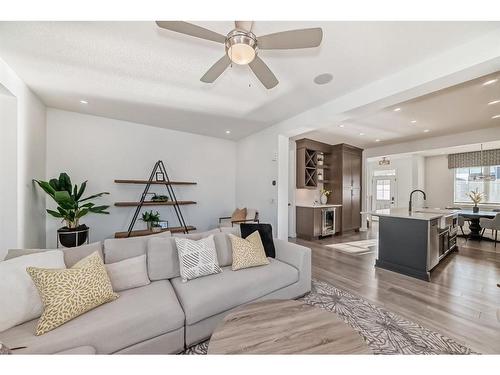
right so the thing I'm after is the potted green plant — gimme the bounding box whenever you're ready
[151,194,169,202]
[34,173,110,247]
[142,210,162,232]
[320,188,332,205]
[468,188,485,213]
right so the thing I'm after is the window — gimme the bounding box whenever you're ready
[373,169,396,177]
[376,179,391,201]
[454,166,500,204]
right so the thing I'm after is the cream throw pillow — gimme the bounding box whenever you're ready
[229,231,270,271]
[0,250,65,332]
[27,251,118,336]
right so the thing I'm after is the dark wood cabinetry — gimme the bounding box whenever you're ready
[296,139,332,189]
[329,144,363,232]
[295,139,362,234]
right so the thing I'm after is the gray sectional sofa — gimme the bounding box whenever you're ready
[0,229,311,354]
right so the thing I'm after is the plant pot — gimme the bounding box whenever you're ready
[320,194,328,205]
[151,226,162,233]
[473,205,479,213]
[57,224,89,248]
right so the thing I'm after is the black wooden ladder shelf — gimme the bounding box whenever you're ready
[113,160,197,238]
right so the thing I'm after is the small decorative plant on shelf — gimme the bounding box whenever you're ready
[151,194,169,202]
[142,210,162,232]
[320,188,332,205]
[34,173,110,247]
[468,188,485,213]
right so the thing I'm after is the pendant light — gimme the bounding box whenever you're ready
[469,144,495,181]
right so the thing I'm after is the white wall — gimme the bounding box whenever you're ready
[0,91,18,258]
[0,58,46,257]
[235,128,280,236]
[425,155,455,209]
[45,109,236,248]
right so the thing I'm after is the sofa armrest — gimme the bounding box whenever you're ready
[273,239,311,295]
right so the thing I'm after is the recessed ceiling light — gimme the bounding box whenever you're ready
[488,99,500,105]
[411,120,417,124]
[423,129,430,133]
[492,115,500,119]
[79,99,88,104]
[339,124,345,128]
[393,107,401,112]
[359,132,365,136]
[375,139,381,142]
[225,130,231,134]
[483,79,498,86]
[313,73,333,85]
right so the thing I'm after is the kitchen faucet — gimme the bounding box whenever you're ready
[409,189,426,213]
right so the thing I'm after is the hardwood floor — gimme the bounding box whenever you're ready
[291,222,500,354]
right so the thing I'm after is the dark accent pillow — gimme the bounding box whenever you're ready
[240,224,275,258]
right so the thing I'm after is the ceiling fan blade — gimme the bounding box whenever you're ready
[235,21,253,32]
[248,56,278,89]
[258,28,323,50]
[155,21,226,44]
[200,55,231,83]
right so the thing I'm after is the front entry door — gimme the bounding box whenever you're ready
[373,176,397,210]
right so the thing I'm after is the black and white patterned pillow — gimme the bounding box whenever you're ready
[175,235,222,282]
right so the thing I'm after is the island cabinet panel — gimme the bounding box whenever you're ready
[375,216,431,281]
[329,144,363,232]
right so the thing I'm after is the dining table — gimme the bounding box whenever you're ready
[456,210,497,240]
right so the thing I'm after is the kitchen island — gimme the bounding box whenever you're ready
[370,208,458,281]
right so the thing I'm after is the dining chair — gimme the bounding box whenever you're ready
[446,207,469,236]
[479,213,500,244]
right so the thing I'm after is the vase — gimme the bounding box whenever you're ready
[473,205,479,213]
[320,194,328,205]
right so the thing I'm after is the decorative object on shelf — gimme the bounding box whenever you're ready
[318,171,323,181]
[320,188,332,205]
[158,220,169,229]
[379,157,390,166]
[155,171,165,182]
[468,188,485,213]
[141,210,161,231]
[317,153,324,166]
[34,173,110,248]
[151,193,169,202]
[114,160,195,237]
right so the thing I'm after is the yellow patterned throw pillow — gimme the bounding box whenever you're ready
[26,251,118,336]
[229,231,270,271]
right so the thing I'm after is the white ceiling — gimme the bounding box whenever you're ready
[301,69,500,148]
[0,21,499,140]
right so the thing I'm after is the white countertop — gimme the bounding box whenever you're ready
[296,204,342,208]
[369,208,457,221]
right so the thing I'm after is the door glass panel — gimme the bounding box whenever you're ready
[376,179,391,200]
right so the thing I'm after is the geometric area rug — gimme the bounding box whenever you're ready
[181,279,476,355]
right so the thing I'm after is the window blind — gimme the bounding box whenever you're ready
[448,148,500,169]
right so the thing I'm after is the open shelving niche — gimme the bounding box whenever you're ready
[113,160,197,238]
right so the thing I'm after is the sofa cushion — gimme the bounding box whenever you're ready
[0,250,65,332]
[213,233,232,267]
[104,231,171,263]
[170,258,298,325]
[175,235,222,282]
[0,281,184,354]
[172,228,220,240]
[27,252,118,336]
[240,223,276,258]
[4,242,103,268]
[105,254,150,292]
[229,232,269,271]
[147,237,180,280]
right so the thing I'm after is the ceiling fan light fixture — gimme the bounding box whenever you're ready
[225,30,257,65]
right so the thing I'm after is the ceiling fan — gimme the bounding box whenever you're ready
[155,21,323,89]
